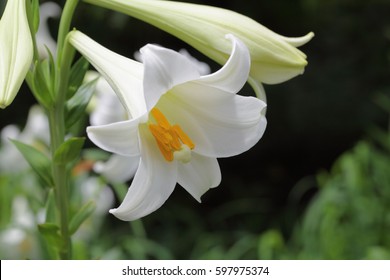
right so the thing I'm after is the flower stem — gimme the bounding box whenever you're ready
[46,0,79,259]
[57,0,79,66]
[49,110,70,259]
[48,41,75,260]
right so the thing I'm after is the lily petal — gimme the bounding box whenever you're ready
[198,34,250,94]
[160,83,267,158]
[87,119,141,157]
[88,72,128,126]
[68,31,146,119]
[109,125,178,221]
[178,153,221,202]
[94,154,140,183]
[140,44,201,111]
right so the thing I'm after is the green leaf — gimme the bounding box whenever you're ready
[69,201,96,235]
[83,148,110,162]
[11,140,54,188]
[25,0,40,35]
[53,137,85,165]
[65,78,97,129]
[27,58,55,108]
[30,0,40,34]
[374,93,390,113]
[111,182,128,201]
[45,189,57,224]
[67,57,90,99]
[38,223,62,252]
[38,223,60,235]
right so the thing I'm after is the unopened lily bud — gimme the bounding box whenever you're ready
[84,0,314,85]
[0,0,34,109]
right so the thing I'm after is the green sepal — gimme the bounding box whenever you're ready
[53,137,85,165]
[65,78,97,129]
[69,200,96,235]
[11,140,54,188]
[67,57,90,99]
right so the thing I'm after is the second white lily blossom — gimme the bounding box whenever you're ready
[69,30,267,221]
[0,0,34,109]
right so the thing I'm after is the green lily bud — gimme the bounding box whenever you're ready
[84,0,313,85]
[0,0,34,109]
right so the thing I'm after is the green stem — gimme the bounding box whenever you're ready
[49,111,70,259]
[50,39,76,260]
[48,49,72,260]
[46,0,79,259]
[57,0,79,66]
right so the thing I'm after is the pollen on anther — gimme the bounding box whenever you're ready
[148,108,195,162]
[172,125,195,149]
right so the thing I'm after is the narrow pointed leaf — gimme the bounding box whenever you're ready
[65,78,97,129]
[45,189,57,223]
[11,140,54,187]
[31,59,55,107]
[53,137,85,165]
[38,223,62,251]
[67,57,90,99]
[69,200,96,235]
[30,0,40,34]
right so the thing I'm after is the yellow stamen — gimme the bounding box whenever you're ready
[151,107,170,130]
[172,125,195,149]
[149,108,195,162]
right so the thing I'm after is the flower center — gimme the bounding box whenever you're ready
[148,108,195,162]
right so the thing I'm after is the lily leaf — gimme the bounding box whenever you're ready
[53,137,85,165]
[38,223,62,253]
[45,189,57,224]
[30,0,40,34]
[27,56,56,108]
[69,200,96,235]
[65,78,97,129]
[11,140,54,188]
[67,56,90,99]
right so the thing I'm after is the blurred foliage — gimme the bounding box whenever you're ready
[1,0,390,259]
[259,111,390,259]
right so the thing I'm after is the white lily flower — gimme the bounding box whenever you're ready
[134,48,211,76]
[69,30,267,221]
[86,71,128,126]
[0,0,33,109]
[84,0,313,87]
[86,71,140,183]
[88,48,211,184]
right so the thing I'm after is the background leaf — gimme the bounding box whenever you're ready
[65,78,97,130]
[11,140,53,188]
[69,200,96,235]
[53,137,85,165]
